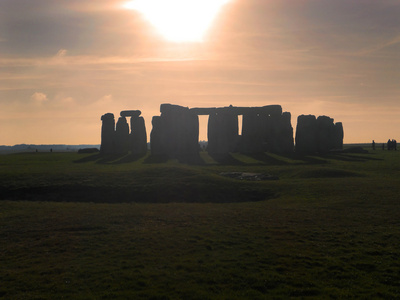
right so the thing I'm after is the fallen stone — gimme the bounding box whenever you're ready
[219,172,279,181]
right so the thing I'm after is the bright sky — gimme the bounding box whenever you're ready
[0,0,399,145]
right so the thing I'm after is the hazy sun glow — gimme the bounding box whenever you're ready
[123,0,230,42]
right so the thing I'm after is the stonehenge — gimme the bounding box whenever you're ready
[101,103,344,157]
[100,110,147,155]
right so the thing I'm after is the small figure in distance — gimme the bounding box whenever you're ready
[372,140,375,150]
[50,148,53,153]
[382,143,385,150]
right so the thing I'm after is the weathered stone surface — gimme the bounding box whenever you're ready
[115,116,130,153]
[100,113,115,154]
[120,110,141,118]
[130,116,147,155]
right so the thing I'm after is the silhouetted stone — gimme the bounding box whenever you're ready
[115,116,130,153]
[333,122,344,149]
[208,107,239,155]
[296,114,344,153]
[240,112,265,153]
[130,116,147,155]
[190,107,217,115]
[275,112,294,153]
[120,110,141,118]
[150,116,166,156]
[100,113,115,154]
[317,116,335,153]
[220,172,279,181]
[295,115,318,153]
[156,104,199,158]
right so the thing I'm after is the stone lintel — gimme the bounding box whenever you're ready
[160,103,189,114]
[190,105,283,116]
[120,110,141,118]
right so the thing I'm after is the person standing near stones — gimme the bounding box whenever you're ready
[372,140,375,150]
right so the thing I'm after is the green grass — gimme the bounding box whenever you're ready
[1,147,400,299]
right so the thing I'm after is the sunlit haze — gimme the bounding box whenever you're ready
[123,0,231,42]
[0,0,399,145]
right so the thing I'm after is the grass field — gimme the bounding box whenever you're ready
[1,146,400,299]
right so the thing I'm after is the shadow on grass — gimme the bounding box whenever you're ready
[324,153,384,162]
[74,153,146,164]
[74,150,382,166]
[144,154,169,164]
[208,153,245,165]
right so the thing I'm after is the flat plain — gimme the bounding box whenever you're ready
[1,146,400,299]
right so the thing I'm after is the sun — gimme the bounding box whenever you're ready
[123,0,231,42]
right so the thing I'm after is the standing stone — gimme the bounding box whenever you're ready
[100,113,115,154]
[316,116,335,153]
[333,122,344,149]
[276,112,294,153]
[295,115,318,153]
[208,108,239,155]
[240,111,265,153]
[158,104,200,158]
[150,116,166,156]
[115,116,130,153]
[131,116,147,155]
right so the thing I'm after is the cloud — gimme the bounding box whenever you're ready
[56,49,67,57]
[94,94,114,107]
[31,92,48,105]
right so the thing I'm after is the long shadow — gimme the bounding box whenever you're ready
[208,153,245,165]
[144,153,207,165]
[297,155,329,165]
[74,153,144,164]
[74,153,103,163]
[178,154,206,165]
[324,153,383,162]
[74,150,381,166]
[278,152,329,165]
[113,153,147,164]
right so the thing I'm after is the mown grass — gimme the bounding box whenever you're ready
[1,146,400,299]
